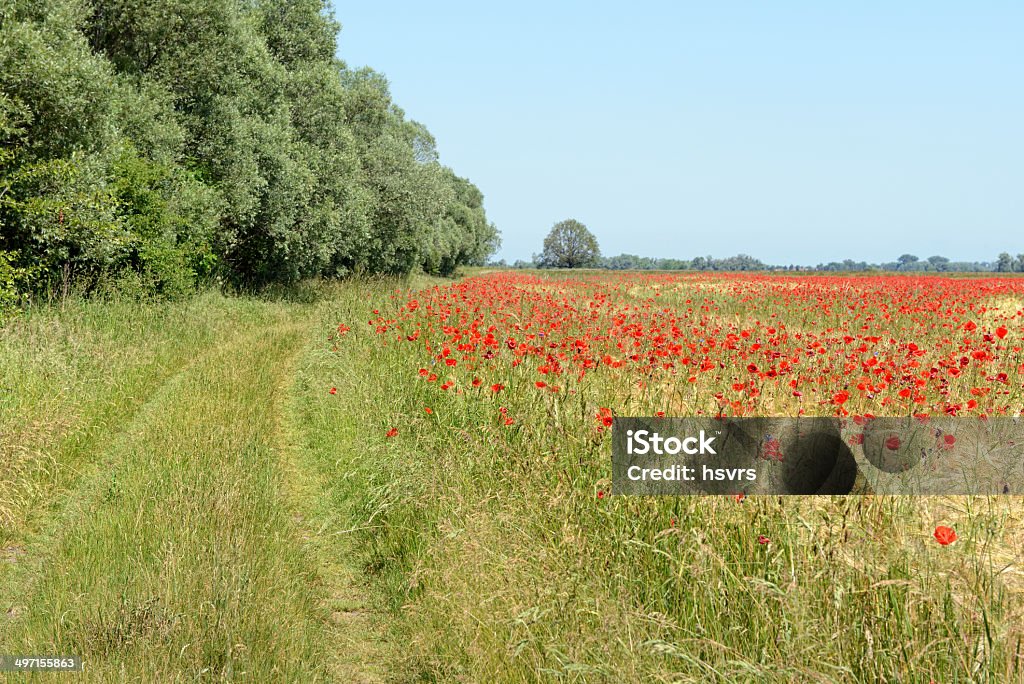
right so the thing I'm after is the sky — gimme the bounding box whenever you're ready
[329,1,1023,265]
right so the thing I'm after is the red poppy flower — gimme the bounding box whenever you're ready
[424,407,433,414]
[996,326,1008,339]
[885,435,901,450]
[933,525,957,545]
[385,427,398,438]
[329,387,337,395]
[491,383,504,393]
[757,534,770,545]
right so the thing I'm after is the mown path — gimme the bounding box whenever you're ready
[1,305,387,681]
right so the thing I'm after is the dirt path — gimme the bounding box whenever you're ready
[1,307,388,681]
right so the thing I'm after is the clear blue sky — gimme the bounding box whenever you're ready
[329,1,1022,265]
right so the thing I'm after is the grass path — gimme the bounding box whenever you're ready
[1,294,390,681]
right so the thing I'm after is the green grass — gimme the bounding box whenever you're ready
[2,278,1023,682]
[0,285,392,681]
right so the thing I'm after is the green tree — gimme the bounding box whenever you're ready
[897,254,919,270]
[537,219,600,269]
[996,252,1014,273]
[1,0,499,295]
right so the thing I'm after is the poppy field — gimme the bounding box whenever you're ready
[3,272,1024,681]
[315,270,1024,681]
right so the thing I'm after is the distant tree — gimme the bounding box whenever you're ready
[997,252,1014,273]
[537,219,600,268]
[897,254,920,270]
[1016,254,1024,273]
[927,255,950,272]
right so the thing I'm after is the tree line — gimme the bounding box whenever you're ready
[499,252,1018,273]
[0,0,499,305]
[498,220,1019,273]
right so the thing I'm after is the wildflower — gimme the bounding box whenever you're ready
[329,387,337,395]
[424,407,433,415]
[386,427,398,438]
[491,383,504,393]
[757,534,771,545]
[933,525,957,545]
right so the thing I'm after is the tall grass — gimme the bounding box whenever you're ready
[0,288,367,680]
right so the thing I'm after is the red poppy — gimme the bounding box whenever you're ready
[424,407,433,414]
[996,326,1008,339]
[491,383,504,393]
[757,534,770,545]
[329,387,337,395]
[885,435,901,450]
[933,525,957,545]
[385,427,398,438]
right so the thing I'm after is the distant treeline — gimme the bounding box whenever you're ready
[497,252,1024,273]
[1,0,499,304]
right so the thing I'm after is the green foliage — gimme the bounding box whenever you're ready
[537,218,600,268]
[0,0,499,302]
[0,250,27,319]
